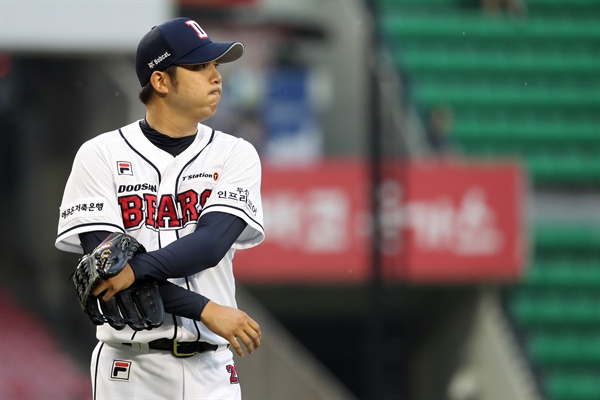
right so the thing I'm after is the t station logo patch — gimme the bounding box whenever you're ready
[110,360,132,381]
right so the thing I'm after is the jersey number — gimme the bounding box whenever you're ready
[226,364,239,384]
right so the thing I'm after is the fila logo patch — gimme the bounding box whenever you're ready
[118,161,133,175]
[110,360,131,381]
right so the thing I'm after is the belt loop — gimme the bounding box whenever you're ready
[138,342,150,354]
[125,342,150,353]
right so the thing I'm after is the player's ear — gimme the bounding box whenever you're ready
[149,71,169,95]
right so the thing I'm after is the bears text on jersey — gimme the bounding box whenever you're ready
[118,189,212,230]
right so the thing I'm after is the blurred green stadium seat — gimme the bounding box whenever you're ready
[524,260,600,288]
[376,1,600,188]
[453,119,599,148]
[400,48,600,75]
[544,370,600,400]
[534,224,600,256]
[381,14,600,42]
[511,291,600,325]
[414,82,600,108]
[374,1,600,396]
[526,0,600,8]
[528,331,600,366]
[508,223,599,398]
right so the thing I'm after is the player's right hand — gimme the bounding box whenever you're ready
[92,263,136,301]
[200,301,261,357]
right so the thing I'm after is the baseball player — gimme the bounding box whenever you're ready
[55,17,264,399]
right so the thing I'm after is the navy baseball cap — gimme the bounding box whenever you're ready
[136,17,244,86]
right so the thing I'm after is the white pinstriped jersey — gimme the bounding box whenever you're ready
[56,120,264,345]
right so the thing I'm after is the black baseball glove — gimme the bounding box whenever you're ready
[71,232,164,331]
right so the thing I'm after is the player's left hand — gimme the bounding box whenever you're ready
[200,301,262,357]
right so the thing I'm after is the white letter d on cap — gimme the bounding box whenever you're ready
[185,20,208,39]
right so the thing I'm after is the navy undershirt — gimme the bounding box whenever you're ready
[139,119,197,156]
[78,121,248,320]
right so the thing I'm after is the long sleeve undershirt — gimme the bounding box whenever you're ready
[79,212,247,320]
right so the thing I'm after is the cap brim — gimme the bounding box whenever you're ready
[176,42,244,66]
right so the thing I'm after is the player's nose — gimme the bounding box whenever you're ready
[210,64,222,84]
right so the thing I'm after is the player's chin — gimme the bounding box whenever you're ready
[208,102,220,114]
[197,106,219,121]
[206,95,220,107]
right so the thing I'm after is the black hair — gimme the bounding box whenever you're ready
[138,65,179,104]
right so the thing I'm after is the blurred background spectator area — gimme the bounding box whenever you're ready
[0,0,598,399]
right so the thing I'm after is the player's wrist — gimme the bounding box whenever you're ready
[126,262,138,282]
[199,299,213,321]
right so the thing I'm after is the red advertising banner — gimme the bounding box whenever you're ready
[234,159,526,284]
[384,159,527,282]
[234,160,371,283]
